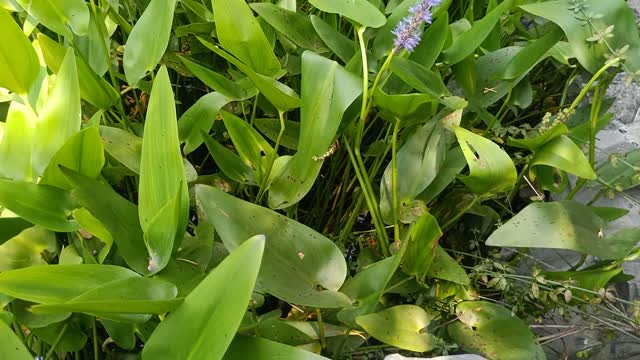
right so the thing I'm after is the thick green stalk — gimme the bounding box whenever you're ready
[257,110,286,202]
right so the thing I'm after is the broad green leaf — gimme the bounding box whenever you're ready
[373,89,435,117]
[440,0,514,65]
[356,305,440,352]
[30,277,180,319]
[380,117,453,222]
[15,0,89,37]
[200,39,300,111]
[0,264,138,304]
[530,135,596,180]
[212,0,281,76]
[250,4,327,53]
[0,320,31,360]
[197,185,351,308]
[471,46,524,108]
[201,131,253,183]
[59,245,83,265]
[0,217,32,245]
[454,127,517,194]
[427,246,470,285]
[31,48,81,175]
[30,319,87,352]
[0,8,39,94]
[507,123,568,151]
[11,298,70,328]
[390,57,450,101]
[61,168,149,274]
[417,146,466,203]
[178,55,247,99]
[449,301,544,360]
[594,149,640,191]
[486,201,638,260]
[38,33,119,109]
[102,320,136,350]
[181,0,214,21]
[0,226,57,271]
[254,118,300,150]
[310,15,355,63]
[178,79,257,154]
[308,0,386,28]
[403,214,442,277]
[500,26,564,80]
[224,336,330,360]
[0,102,36,181]
[268,51,361,209]
[220,111,274,185]
[41,127,105,190]
[100,126,142,173]
[74,9,109,76]
[123,0,177,85]
[139,66,189,273]
[411,12,449,68]
[0,179,78,232]
[452,55,477,97]
[142,235,265,360]
[543,268,622,302]
[520,0,640,74]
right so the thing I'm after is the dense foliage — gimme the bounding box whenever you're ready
[1,0,640,359]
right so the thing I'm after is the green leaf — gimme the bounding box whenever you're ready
[0,264,139,304]
[74,9,109,76]
[61,168,149,275]
[356,305,440,352]
[373,89,435,117]
[101,320,136,350]
[507,123,568,151]
[0,179,78,232]
[200,39,300,111]
[543,268,622,302]
[250,4,327,53]
[0,8,39,94]
[0,217,32,245]
[41,127,105,190]
[530,135,596,180]
[254,118,300,150]
[139,66,189,273]
[417,146,467,203]
[454,127,517,194]
[411,12,449,68]
[486,201,638,260]
[500,26,564,80]
[38,33,119,109]
[123,0,177,85]
[268,51,361,209]
[30,277,180,319]
[441,0,514,65]
[142,235,265,360]
[0,102,36,181]
[310,15,355,63]
[390,57,451,101]
[15,0,89,37]
[0,226,57,271]
[0,320,31,360]
[520,0,640,74]
[31,48,81,175]
[212,0,281,76]
[593,149,640,191]
[448,301,544,360]
[308,0,386,28]
[30,319,87,352]
[427,246,470,285]
[224,336,330,360]
[201,131,253,183]
[403,214,442,277]
[100,126,143,173]
[196,185,351,308]
[178,55,247,99]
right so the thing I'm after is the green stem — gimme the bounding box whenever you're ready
[92,318,99,360]
[316,308,327,350]
[441,196,480,232]
[391,119,401,243]
[45,323,68,360]
[256,110,286,202]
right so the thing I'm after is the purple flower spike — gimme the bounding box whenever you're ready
[392,0,442,53]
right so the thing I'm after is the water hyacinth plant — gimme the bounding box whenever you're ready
[0,0,640,359]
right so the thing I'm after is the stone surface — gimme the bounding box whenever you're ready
[384,355,487,360]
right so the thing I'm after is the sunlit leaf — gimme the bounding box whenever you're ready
[0,8,39,94]
[15,0,89,37]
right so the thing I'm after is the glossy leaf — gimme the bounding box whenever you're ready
[178,55,247,99]
[15,0,89,37]
[356,305,439,352]
[142,235,265,360]
[41,127,105,190]
[507,123,568,151]
[31,48,81,175]
[373,89,434,117]
[0,179,78,232]
[530,135,596,180]
[390,57,450,101]
[123,0,177,85]
[250,4,327,53]
[441,0,514,65]
[404,214,442,277]
[308,0,386,28]
[224,336,330,360]
[448,301,544,360]
[418,146,466,203]
[428,246,470,285]
[0,320,31,360]
[61,168,149,274]
[38,33,119,109]
[543,268,622,302]
[0,226,57,271]
[139,66,189,273]
[212,0,281,76]
[411,12,449,68]
[0,217,32,245]
[201,131,253,183]
[268,51,361,209]
[486,201,638,260]
[454,127,517,194]
[196,185,350,308]
[0,8,39,94]
[500,26,564,80]
[0,102,36,181]
[254,118,300,150]
[594,149,640,190]
[310,15,355,63]
[100,126,142,173]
